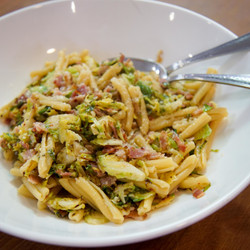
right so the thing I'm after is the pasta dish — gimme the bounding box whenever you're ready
[0,50,228,224]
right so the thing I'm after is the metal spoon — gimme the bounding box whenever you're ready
[125,33,250,89]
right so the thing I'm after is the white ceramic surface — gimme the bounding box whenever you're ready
[0,0,249,247]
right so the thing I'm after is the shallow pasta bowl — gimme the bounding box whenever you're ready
[0,0,249,247]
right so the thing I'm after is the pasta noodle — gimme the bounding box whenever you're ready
[128,85,149,135]
[0,50,227,224]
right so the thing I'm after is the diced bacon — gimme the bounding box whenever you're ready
[109,122,118,139]
[103,84,115,94]
[16,94,28,107]
[93,168,106,178]
[63,71,73,85]
[184,92,193,100]
[33,122,47,134]
[67,109,78,115]
[18,94,27,102]
[192,108,203,116]
[160,131,168,150]
[125,210,147,221]
[55,170,73,177]
[172,132,186,152]
[178,90,193,100]
[0,138,7,149]
[21,141,30,150]
[128,147,146,159]
[53,75,65,88]
[20,149,36,161]
[127,146,162,160]
[122,130,128,142]
[102,146,117,154]
[172,89,194,100]
[115,148,127,160]
[144,151,163,160]
[207,102,215,108]
[53,88,64,96]
[28,175,42,185]
[100,176,117,187]
[71,84,90,98]
[192,188,205,199]
[57,210,68,217]
[47,206,68,218]
[94,91,103,98]
[119,53,125,63]
[94,108,105,117]
[77,84,89,95]
[69,95,85,108]
[89,163,106,177]
[84,144,95,153]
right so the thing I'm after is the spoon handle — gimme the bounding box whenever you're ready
[169,74,250,89]
[166,33,250,75]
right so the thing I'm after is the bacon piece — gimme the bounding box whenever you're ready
[109,122,118,139]
[28,175,42,185]
[20,141,30,150]
[47,206,68,218]
[128,147,146,159]
[94,91,103,99]
[84,144,94,153]
[192,108,203,116]
[18,94,28,102]
[94,108,105,117]
[192,188,205,199]
[172,132,186,152]
[53,75,65,88]
[102,146,117,154]
[144,151,162,160]
[88,163,106,177]
[77,84,89,95]
[20,149,36,161]
[177,90,193,100]
[69,95,85,108]
[53,88,64,96]
[33,122,47,134]
[125,210,147,221]
[119,53,125,63]
[71,84,90,98]
[0,138,7,149]
[128,146,162,160]
[160,131,168,150]
[115,148,127,160]
[55,170,73,177]
[171,89,193,100]
[184,92,193,100]
[103,84,114,93]
[57,210,68,217]
[67,109,78,115]
[100,176,117,187]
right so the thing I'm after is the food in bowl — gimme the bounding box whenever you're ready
[0,50,228,224]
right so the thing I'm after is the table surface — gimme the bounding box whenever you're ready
[0,0,249,249]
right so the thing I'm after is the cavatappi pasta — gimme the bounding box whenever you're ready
[0,50,228,224]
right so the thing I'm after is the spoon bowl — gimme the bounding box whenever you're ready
[127,57,250,89]
[118,33,250,89]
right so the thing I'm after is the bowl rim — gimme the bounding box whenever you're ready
[0,0,249,247]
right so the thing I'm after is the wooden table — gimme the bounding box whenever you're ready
[0,0,249,249]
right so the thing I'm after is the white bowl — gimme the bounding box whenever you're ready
[0,0,249,247]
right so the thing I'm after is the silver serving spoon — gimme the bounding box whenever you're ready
[125,33,250,89]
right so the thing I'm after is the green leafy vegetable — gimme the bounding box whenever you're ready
[194,124,212,140]
[136,81,153,97]
[203,104,213,112]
